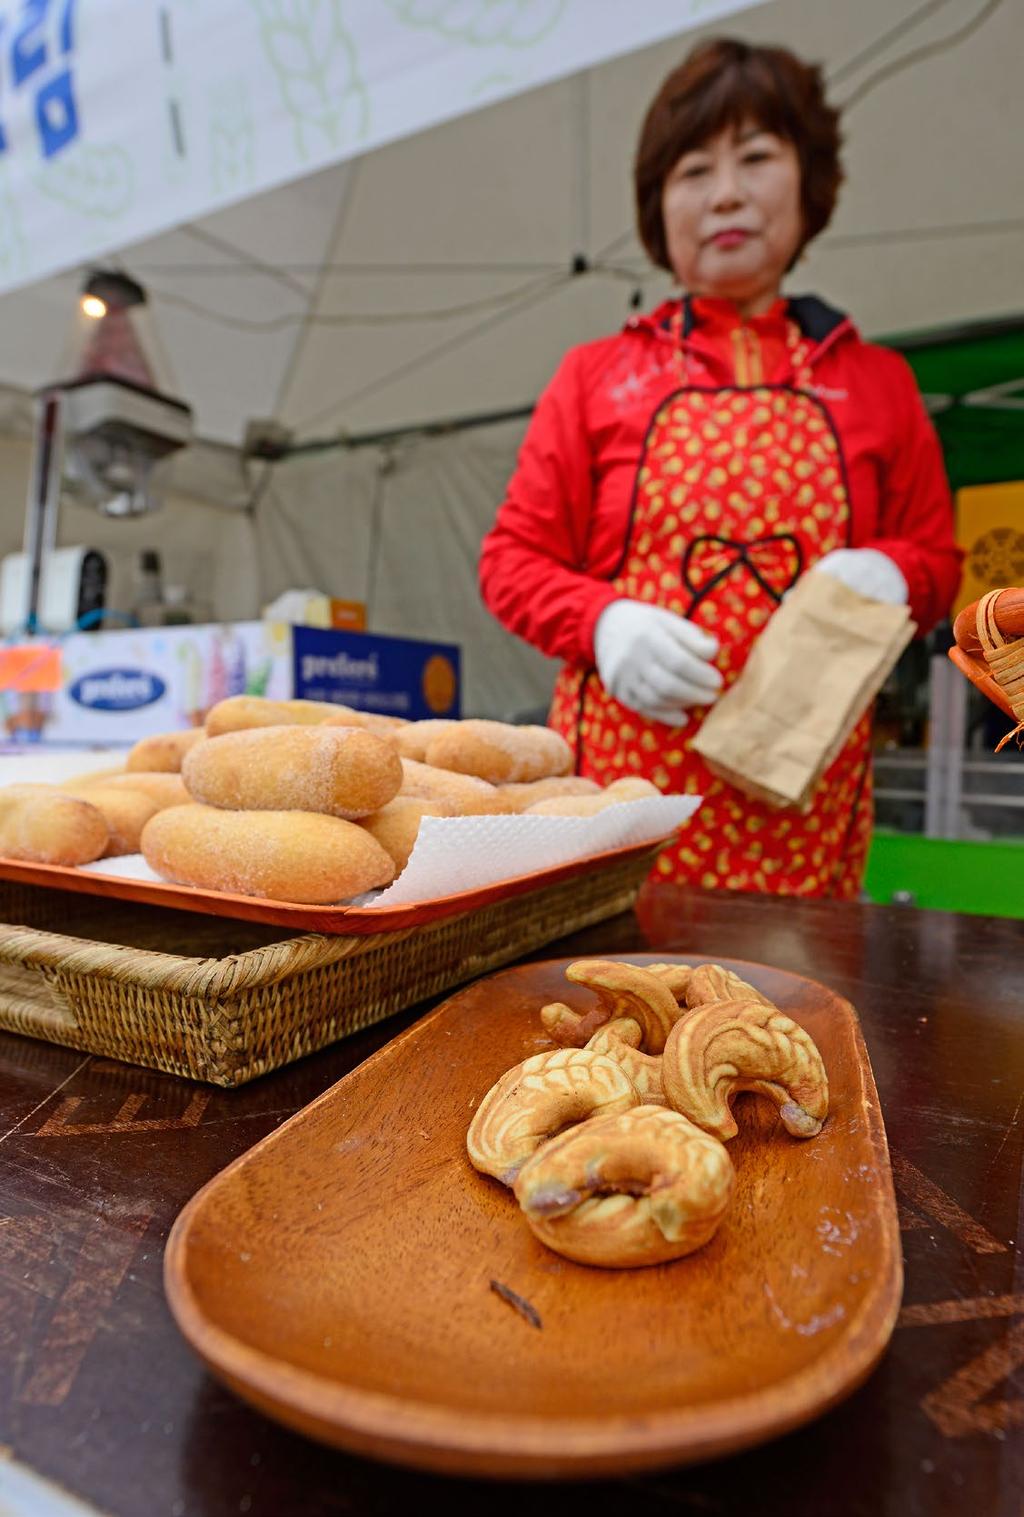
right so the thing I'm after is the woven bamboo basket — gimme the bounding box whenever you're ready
[0,849,655,1087]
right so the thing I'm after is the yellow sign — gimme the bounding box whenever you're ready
[954,482,1024,616]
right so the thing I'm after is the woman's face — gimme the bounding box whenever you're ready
[660,122,803,312]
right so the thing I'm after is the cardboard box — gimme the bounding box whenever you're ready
[0,622,460,745]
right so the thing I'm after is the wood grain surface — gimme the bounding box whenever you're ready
[164,955,902,1477]
[0,886,1020,1515]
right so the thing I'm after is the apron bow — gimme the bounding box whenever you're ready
[681,531,804,606]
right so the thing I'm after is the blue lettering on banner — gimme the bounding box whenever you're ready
[292,626,461,722]
[0,0,79,161]
[69,668,167,712]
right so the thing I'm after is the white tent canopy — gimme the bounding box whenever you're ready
[0,0,1019,444]
[0,0,1019,716]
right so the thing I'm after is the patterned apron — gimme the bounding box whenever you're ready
[549,317,873,898]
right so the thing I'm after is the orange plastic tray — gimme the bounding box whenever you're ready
[0,838,660,936]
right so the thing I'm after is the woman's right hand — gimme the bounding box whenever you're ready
[593,600,722,726]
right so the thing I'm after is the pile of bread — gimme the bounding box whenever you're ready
[467,958,830,1269]
[0,696,664,905]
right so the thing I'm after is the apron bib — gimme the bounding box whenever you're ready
[549,325,873,899]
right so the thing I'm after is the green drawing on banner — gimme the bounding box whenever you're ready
[383,0,566,47]
[34,142,135,219]
[471,71,516,96]
[0,168,29,279]
[249,0,369,161]
[210,78,256,194]
[247,659,273,697]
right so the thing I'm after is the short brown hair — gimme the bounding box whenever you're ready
[634,38,843,271]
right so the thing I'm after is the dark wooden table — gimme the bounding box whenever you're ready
[0,887,1021,1517]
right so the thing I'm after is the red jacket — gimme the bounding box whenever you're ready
[480,296,962,664]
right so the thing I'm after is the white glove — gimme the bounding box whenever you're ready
[814,549,909,606]
[593,600,722,725]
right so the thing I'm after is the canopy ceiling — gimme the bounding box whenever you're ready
[0,0,1019,452]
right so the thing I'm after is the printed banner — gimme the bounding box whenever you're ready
[0,0,760,294]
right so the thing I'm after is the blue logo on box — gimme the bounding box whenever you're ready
[292,627,460,721]
[69,667,166,711]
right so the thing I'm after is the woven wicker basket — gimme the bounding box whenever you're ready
[0,849,654,1086]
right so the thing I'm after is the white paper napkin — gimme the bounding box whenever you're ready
[362,794,702,908]
[78,854,172,884]
[76,794,702,907]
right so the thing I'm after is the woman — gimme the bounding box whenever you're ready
[478,38,962,899]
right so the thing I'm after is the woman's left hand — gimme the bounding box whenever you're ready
[814,549,909,606]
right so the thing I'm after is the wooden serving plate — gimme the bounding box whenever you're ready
[164,955,902,1479]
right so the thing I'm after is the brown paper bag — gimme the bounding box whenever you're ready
[691,570,916,812]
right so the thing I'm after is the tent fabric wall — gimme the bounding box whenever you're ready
[0,406,260,629]
[254,418,558,718]
[253,450,381,612]
[0,404,556,718]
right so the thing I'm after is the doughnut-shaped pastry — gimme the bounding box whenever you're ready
[0,785,108,865]
[141,803,395,903]
[359,795,455,872]
[564,960,682,1054]
[540,960,686,1051]
[662,999,828,1140]
[126,729,204,774]
[183,725,402,819]
[466,1047,638,1186]
[587,1021,666,1106]
[539,1000,592,1044]
[205,696,343,736]
[399,759,514,815]
[513,1105,734,1268]
[425,720,572,785]
[500,776,601,812]
[645,963,692,1001]
[590,1015,642,1047]
[685,964,774,1009]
